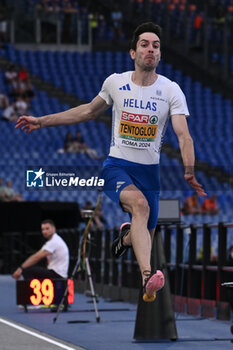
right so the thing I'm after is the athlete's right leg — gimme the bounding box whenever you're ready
[101,159,164,300]
[119,184,152,287]
[119,200,164,301]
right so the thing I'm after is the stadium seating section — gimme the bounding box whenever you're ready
[0,44,232,231]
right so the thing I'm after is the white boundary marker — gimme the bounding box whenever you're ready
[0,317,82,350]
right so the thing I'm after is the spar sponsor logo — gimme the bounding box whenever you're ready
[121,111,149,124]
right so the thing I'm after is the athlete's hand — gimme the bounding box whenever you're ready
[184,173,207,197]
[15,116,41,133]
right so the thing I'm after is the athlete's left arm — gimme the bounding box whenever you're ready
[171,114,206,196]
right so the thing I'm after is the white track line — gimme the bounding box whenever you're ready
[0,317,79,350]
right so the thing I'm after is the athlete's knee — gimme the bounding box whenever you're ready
[132,197,150,218]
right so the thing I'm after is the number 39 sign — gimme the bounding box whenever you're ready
[16,278,74,306]
[30,279,54,305]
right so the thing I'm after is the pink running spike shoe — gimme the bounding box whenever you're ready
[143,270,165,302]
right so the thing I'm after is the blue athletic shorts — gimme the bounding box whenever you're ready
[101,156,160,230]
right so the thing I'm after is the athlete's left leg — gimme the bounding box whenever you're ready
[123,227,155,246]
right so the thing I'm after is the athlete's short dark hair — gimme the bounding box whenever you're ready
[130,22,162,51]
[41,219,56,227]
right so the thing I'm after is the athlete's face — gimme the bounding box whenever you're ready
[41,223,55,240]
[130,32,161,72]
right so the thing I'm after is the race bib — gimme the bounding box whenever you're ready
[118,111,158,149]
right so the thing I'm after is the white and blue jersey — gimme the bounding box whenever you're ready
[99,71,189,165]
[99,71,189,229]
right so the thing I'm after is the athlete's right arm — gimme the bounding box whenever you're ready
[15,96,109,133]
